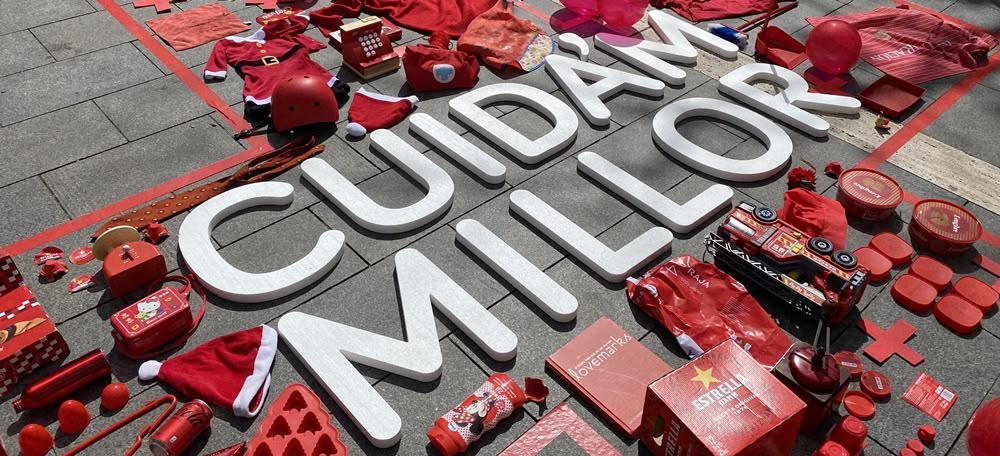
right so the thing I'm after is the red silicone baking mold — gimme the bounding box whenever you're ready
[246,384,347,456]
[909,256,953,292]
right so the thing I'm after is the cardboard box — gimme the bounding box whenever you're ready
[639,340,806,456]
[0,253,70,397]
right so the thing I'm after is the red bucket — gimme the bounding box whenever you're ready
[837,168,903,221]
[909,199,982,256]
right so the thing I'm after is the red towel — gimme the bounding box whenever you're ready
[145,4,250,52]
[807,7,997,84]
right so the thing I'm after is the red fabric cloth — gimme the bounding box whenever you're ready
[205,13,334,105]
[654,0,777,22]
[807,7,997,84]
[404,33,481,92]
[310,0,495,39]
[457,1,554,73]
[145,4,250,51]
[346,88,418,136]
[778,188,848,251]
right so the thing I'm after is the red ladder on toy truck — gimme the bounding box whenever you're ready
[705,201,869,327]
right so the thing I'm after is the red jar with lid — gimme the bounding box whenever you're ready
[909,199,982,256]
[837,169,903,221]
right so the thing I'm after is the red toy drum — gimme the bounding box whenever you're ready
[102,241,167,298]
[150,399,212,456]
[909,200,982,256]
[837,169,903,221]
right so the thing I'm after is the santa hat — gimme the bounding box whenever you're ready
[345,88,418,137]
[139,325,277,418]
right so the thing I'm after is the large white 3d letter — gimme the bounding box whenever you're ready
[652,97,792,182]
[278,248,517,448]
[594,10,738,85]
[576,152,733,233]
[409,113,507,185]
[450,83,578,164]
[302,129,454,233]
[544,54,665,126]
[718,63,861,137]
[178,182,345,302]
[509,190,672,282]
[455,219,578,322]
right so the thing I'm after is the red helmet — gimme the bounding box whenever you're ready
[270,75,339,131]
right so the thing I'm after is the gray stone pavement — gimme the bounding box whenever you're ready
[1,0,999,454]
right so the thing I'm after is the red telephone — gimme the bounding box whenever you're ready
[340,17,401,79]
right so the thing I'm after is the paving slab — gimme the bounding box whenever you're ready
[42,116,242,217]
[0,177,69,248]
[0,43,162,125]
[0,30,54,78]
[0,102,127,189]
[942,0,1000,30]
[921,84,1000,169]
[95,74,216,140]
[0,0,94,35]
[31,11,133,60]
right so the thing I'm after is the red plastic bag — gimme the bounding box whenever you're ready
[778,188,848,251]
[457,0,554,73]
[626,255,792,370]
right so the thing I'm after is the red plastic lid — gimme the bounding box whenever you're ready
[843,390,876,420]
[854,247,893,282]
[899,449,917,456]
[911,199,982,244]
[918,424,936,444]
[909,256,953,292]
[830,415,868,452]
[860,371,892,401]
[891,274,937,313]
[906,439,925,456]
[428,424,464,456]
[968,398,1000,456]
[789,346,842,394]
[833,351,864,380]
[870,232,913,266]
[953,276,999,312]
[934,294,983,334]
[839,169,903,207]
[813,441,850,456]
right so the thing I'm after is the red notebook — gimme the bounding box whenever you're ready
[545,317,672,437]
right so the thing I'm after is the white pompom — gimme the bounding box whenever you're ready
[346,122,367,137]
[138,360,162,381]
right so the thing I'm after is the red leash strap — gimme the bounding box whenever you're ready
[63,394,177,456]
[120,274,208,360]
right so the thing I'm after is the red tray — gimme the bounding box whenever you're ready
[858,75,925,118]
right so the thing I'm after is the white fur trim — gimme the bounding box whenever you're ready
[245,95,272,105]
[226,27,266,43]
[356,87,418,107]
[204,70,227,80]
[346,122,366,137]
[138,361,162,381]
[232,325,278,418]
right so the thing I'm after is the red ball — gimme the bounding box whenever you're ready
[58,400,91,434]
[806,20,862,75]
[101,382,130,410]
[18,424,53,456]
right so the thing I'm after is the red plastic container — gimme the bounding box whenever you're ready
[860,371,892,401]
[854,247,892,282]
[858,75,925,118]
[843,391,875,420]
[934,294,983,334]
[837,169,904,221]
[952,276,999,312]
[833,351,864,380]
[908,256,953,292]
[909,200,982,256]
[246,384,347,456]
[813,441,849,456]
[870,232,913,266]
[891,275,937,312]
[830,415,867,455]
[756,26,808,69]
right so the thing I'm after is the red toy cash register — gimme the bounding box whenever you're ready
[340,17,401,79]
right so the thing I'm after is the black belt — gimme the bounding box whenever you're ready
[233,44,303,71]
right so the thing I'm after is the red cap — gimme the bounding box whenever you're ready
[917,424,936,444]
[833,351,864,380]
[830,415,868,453]
[906,439,925,456]
[843,391,876,421]
[860,371,892,401]
[813,441,849,456]
[427,420,466,456]
[899,449,917,456]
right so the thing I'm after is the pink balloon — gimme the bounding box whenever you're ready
[806,20,862,75]
[561,0,598,17]
[598,0,647,29]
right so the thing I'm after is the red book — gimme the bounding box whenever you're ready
[546,317,672,437]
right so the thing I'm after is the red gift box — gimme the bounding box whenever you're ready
[640,340,806,456]
[0,252,70,397]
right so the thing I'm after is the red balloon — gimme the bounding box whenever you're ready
[598,0,647,29]
[18,424,53,456]
[101,382,130,410]
[58,400,91,434]
[806,20,862,75]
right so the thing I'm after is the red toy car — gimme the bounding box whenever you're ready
[705,201,869,324]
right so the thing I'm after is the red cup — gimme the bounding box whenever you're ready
[830,415,868,454]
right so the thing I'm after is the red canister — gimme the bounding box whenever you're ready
[150,400,212,456]
[909,199,982,256]
[837,168,903,221]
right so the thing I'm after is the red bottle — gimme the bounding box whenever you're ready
[428,373,546,456]
[12,349,112,412]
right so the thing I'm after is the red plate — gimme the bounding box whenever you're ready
[952,276,999,312]
[891,275,937,313]
[858,74,925,118]
[909,256,953,292]
[854,247,892,282]
[934,294,983,334]
[869,232,913,266]
[843,390,876,420]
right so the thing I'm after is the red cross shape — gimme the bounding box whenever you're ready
[132,0,179,13]
[858,318,924,366]
[246,0,295,11]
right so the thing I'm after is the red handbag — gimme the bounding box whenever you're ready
[111,275,206,359]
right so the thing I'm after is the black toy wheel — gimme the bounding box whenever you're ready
[753,206,777,223]
[808,237,835,255]
[832,250,858,269]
